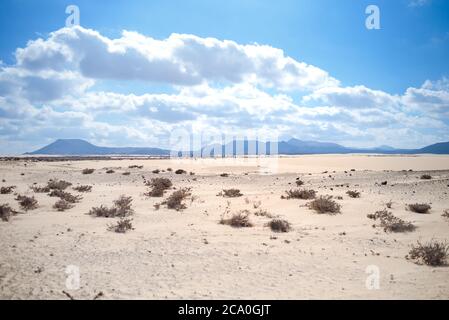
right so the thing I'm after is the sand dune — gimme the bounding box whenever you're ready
[1,155,448,299]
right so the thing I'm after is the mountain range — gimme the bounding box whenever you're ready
[25,138,449,156]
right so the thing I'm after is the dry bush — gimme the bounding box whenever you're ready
[106,169,115,174]
[346,190,361,198]
[47,179,72,190]
[164,188,192,210]
[253,209,275,218]
[0,204,16,222]
[108,218,134,233]
[53,199,74,212]
[408,203,431,214]
[420,174,432,180]
[386,200,393,209]
[82,168,95,174]
[268,219,292,233]
[175,169,187,174]
[167,168,173,172]
[73,185,92,192]
[129,165,143,169]
[220,210,253,228]
[152,169,160,174]
[295,179,304,187]
[218,189,243,198]
[145,177,173,197]
[308,196,341,214]
[443,209,449,219]
[122,172,131,176]
[89,195,134,218]
[220,173,229,177]
[0,186,16,194]
[15,195,38,211]
[282,189,316,200]
[407,240,449,266]
[48,190,82,203]
[367,209,415,233]
[30,185,50,193]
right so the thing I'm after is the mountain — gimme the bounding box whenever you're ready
[26,139,170,156]
[26,138,449,156]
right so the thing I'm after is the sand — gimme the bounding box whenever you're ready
[0,155,448,299]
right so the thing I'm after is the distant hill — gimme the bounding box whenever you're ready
[26,139,170,156]
[25,138,449,156]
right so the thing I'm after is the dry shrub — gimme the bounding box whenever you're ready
[145,177,172,197]
[220,210,253,228]
[308,196,341,214]
[164,188,192,210]
[420,174,432,180]
[218,189,243,198]
[282,189,316,200]
[30,185,50,193]
[167,168,173,172]
[122,172,131,176]
[15,195,38,211]
[106,169,115,174]
[73,185,92,192]
[175,169,187,174]
[48,190,82,203]
[367,209,415,233]
[407,240,449,266]
[253,209,275,218]
[89,195,134,218]
[53,199,74,212]
[47,179,72,190]
[129,165,143,169]
[108,218,134,233]
[408,203,431,214]
[152,169,160,174]
[220,173,229,177]
[0,204,16,221]
[0,186,16,194]
[82,168,95,174]
[295,179,304,187]
[268,219,292,233]
[443,209,449,219]
[346,190,361,198]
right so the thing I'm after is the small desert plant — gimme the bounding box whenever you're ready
[82,168,95,174]
[48,190,82,203]
[167,168,173,172]
[89,195,134,218]
[145,177,173,197]
[386,200,393,209]
[295,179,304,187]
[15,195,38,211]
[346,190,361,198]
[282,189,316,200]
[218,189,243,198]
[220,210,253,228]
[442,209,449,219]
[253,209,275,218]
[108,218,134,233]
[308,196,341,214]
[175,169,187,175]
[164,188,192,211]
[420,174,432,180]
[268,219,292,233]
[407,240,449,266]
[408,203,431,214]
[0,186,16,194]
[105,169,115,174]
[220,173,229,177]
[73,185,92,192]
[0,204,16,222]
[53,199,74,212]
[129,165,143,169]
[367,209,415,233]
[30,185,50,193]
[152,169,160,174]
[47,179,72,190]
[122,172,131,176]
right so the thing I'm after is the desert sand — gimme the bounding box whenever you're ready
[1,155,449,299]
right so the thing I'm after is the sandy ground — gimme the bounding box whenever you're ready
[0,155,448,300]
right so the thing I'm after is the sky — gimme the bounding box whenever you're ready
[0,0,448,154]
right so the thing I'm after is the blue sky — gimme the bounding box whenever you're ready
[0,0,448,153]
